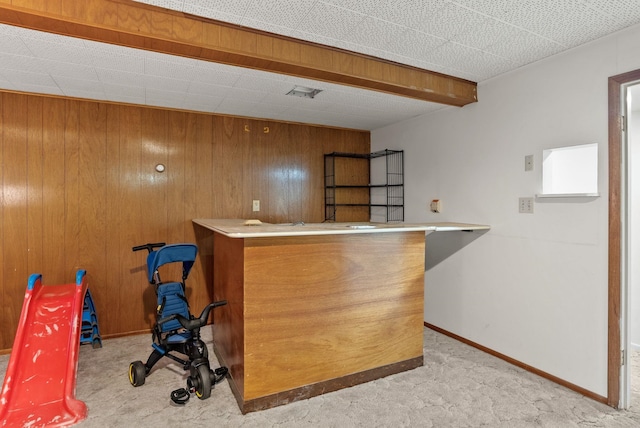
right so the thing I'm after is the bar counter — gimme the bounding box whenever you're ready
[192,219,489,413]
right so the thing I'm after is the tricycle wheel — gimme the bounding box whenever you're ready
[194,364,212,400]
[129,361,146,387]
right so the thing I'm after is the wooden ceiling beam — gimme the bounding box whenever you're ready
[0,0,477,107]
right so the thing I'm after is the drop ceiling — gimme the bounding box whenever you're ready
[1,0,640,130]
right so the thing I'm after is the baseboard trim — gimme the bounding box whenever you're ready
[242,356,424,414]
[424,322,609,406]
[215,343,423,414]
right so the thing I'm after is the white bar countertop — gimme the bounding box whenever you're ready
[193,219,490,238]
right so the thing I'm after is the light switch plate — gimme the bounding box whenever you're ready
[519,197,534,213]
[525,154,533,172]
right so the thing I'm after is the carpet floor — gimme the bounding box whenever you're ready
[2,327,640,427]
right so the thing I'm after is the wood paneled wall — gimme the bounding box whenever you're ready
[0,91,370,351]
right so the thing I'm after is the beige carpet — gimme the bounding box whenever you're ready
[2,328,640,427]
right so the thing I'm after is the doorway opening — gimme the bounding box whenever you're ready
[609,69,640,409]
[625,82,640,410]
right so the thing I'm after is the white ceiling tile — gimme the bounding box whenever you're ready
[85,49,144,74]
[180,102,220,114]
[191,65,241,86]
[146,99,181,109]
[10,84,64,97]
[0,53,45,73]
[585,0,640,22]
[234,74,294,94]
[451,0,517,21]
[485,30,565,66]
[171,0,250,25]
[320,0,377,16]
[305,111,375,130]
[474,0,615,46]
[187,81,234,98]
[61,88,106,100]
[144,57,198,80]
[0,73,16,90]
[135,0,183,10]
[12,26,86,47]
[0,54,99,83]
[367,0,448,29]
[52,75,102,93]
[190,0,251,17]
[181,93,225,111]
[96,68,149,87]
[298,1,368,41]
[144,75,191,92]
[342,17,406,51]
[20,38,94,67]
[102,82,146,99]
[0,23,23,36]
[384,28,446,60]
[452,17,520,52]
[419,2,487,41]
[242,0,317,29]
[226,87,270,103]
[0,35,33,57]
[259,96,305,110]
[145,87,186,105]
[423,42,479,70]
[216,99,266,117]
[255,101,292,116]
[453,55,517,82]
[104,93,146,105]
[529,2,618,46]
[0,68,58,87]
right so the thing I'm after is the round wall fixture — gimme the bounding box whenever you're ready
[155,164,165,173]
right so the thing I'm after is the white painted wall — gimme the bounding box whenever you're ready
[372,24,640,397]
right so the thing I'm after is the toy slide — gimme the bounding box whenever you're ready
[0,271,88,427]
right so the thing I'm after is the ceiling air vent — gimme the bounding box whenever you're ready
[286,85,323,99]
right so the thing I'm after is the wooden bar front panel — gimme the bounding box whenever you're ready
[212,233,246,398]
[213,231,425,404]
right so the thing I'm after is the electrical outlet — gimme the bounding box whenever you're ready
[252,200,260,212]
[525,155,533,172]
[519,197,534,214]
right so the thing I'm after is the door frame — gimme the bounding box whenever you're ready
[608,68,640,408]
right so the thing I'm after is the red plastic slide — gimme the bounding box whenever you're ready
[0,271,88,427]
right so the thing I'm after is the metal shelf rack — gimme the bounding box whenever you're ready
[324,149,404,222]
